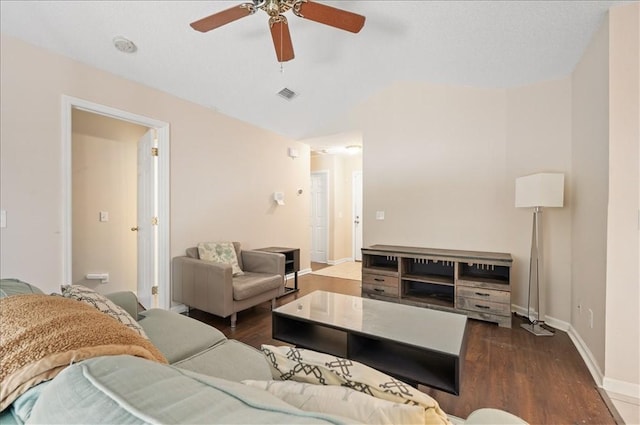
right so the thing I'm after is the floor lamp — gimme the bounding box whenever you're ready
[515,173,564,336]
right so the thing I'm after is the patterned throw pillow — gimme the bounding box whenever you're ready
[242,379,426,425]
[261,345,451,425]
[197,242,244,276]
[60,284,147,338]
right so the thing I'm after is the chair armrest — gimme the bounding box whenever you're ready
[241,250,285,276]
[171,256,234,317]
[105,291,139,320]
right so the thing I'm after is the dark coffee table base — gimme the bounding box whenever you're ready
[272,291,467,395]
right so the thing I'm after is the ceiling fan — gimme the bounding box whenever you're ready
[190,0,365,62]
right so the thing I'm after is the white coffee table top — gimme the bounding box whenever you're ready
[274,290,467,356]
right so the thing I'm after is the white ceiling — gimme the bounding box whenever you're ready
[0,1,627,142]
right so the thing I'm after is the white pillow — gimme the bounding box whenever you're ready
[197,242,244,276]
[261,344,451,425]
[243,379,426,425]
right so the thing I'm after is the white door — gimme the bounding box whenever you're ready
[137,129,157,309]
[310,171,328,263]
[352,171,363,261]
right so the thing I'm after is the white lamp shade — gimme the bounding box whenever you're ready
[515,173,564,208]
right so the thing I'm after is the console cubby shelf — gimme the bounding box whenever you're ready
[362,245,513,328]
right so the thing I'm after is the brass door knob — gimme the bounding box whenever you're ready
[131,227,139,232]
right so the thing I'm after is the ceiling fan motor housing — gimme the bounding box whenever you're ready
[263,0,292,17]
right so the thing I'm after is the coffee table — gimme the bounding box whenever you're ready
[272,290,468,395]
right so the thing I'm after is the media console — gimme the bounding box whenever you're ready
[362,245,513,328]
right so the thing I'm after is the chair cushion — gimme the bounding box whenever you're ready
[27,355,352,424]
[232,272,282,301]
[173,340,272,382]
[138,308,226,363]
[198,241,244,276]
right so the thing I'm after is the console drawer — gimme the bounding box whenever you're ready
[362,283,399,298]
[362,273,398,288]
[362,273,398,298]
[456,297,510,316]
[456,286,510,304]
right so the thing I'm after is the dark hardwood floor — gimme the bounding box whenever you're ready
[186,267,615,425]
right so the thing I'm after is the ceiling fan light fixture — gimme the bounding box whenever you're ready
[277,87,298,100]
[113,36,137,53]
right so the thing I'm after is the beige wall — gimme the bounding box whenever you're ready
[571,16,610,374]
[310,151,363,262]
[347,81,573,317]
[605,2,639,394]
[0,34,311,296]
[506,78,574,322]
[72,109,147,293]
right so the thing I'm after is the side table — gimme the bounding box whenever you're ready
[255,247,299,296]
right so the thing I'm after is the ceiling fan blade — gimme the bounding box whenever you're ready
[190,4,254,32]
[295,1,365,33]
[270,16,294,62]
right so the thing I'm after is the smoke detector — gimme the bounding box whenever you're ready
[113,36,137,53]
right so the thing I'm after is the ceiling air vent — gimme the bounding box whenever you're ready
[277,87,298,101]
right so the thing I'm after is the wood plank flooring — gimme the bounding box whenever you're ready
[186,269,615,425]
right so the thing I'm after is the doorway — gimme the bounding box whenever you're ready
[310,171,329,263]
[62,96,171,310]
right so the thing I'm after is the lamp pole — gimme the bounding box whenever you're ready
[522,206,553,336]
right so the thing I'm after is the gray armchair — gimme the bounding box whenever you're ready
[172,243,285,327]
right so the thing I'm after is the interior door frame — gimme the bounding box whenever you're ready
[61,95,171,309]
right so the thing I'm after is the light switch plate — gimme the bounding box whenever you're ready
[376,211,385,220]
[99,211,109,222]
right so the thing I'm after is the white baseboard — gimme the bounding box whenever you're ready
[512,303,639,403]
[293,268,312,277]
[511,304,570,331]
[566,323,605,387]
[327,258,354,266]
[604,378,640,402]
[170,303,188,314]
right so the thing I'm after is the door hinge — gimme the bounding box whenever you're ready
[151,147,159,157]
[151,216,158,226]
[151,286,158,295]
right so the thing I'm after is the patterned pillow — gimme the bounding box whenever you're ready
[197,242,244,276]
[261,345,451,425]
[60,284,147,338]
[242,379,426,425]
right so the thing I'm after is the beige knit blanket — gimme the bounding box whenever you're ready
[0,294,168,410]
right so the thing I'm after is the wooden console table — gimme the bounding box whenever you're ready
[362,245,513,328]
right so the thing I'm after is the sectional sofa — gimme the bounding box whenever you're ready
[0,279,527,424]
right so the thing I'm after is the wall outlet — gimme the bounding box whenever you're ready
[588,309,594,328]
[376,211,385,220]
